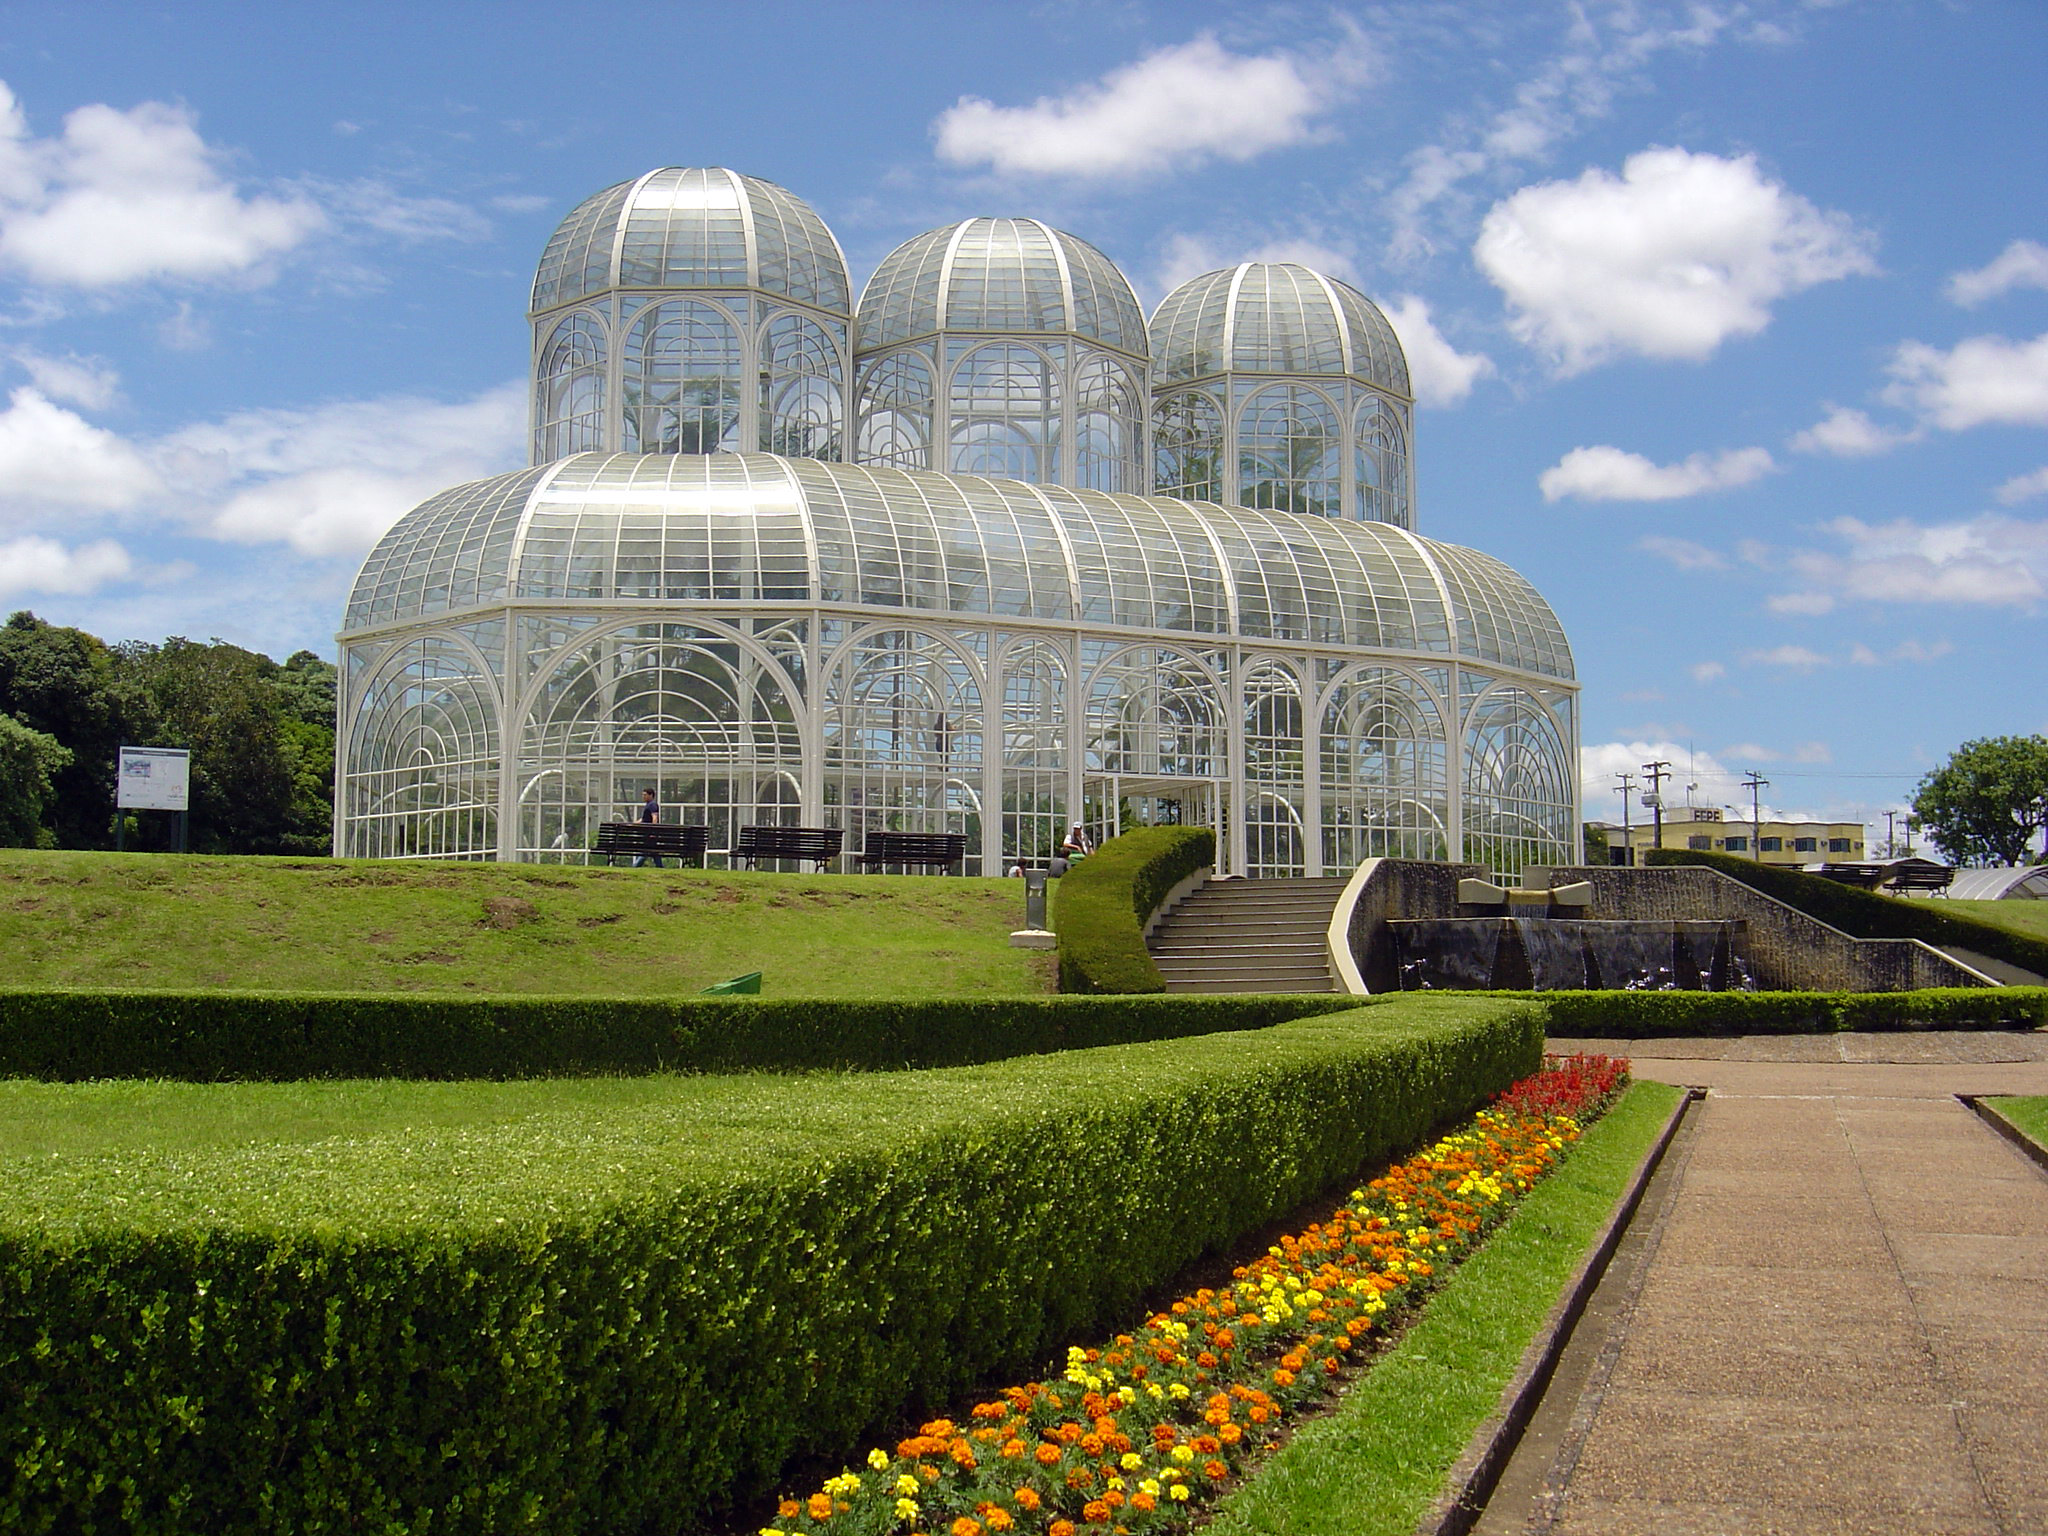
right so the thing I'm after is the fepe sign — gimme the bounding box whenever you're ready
[117,746,191,812]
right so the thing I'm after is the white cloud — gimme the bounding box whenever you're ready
[1689,661,1726,684]
[932,33,1367,180]
[9,348,118,409]
[1152,233,1361,297]
[1638,535,1727,571]
[1788,404,1916,458]
[1947,239,2048,307]
[1744,644,1831,671]
[0,534,130,595]
[1475,148,1877,373]
[1996,466,2048,505]
[1885,331,2048,431]
[1776,514,2048,607]
[1848,638,1953,665]
[152,381,525,557]
[319,179,493,243]
[0,80,325,287]
[1766,591,1835,616]
[1540,443,1774,502]
[0,387,161,516]
[1791,741,1832,765]
[1381,294,1494,407]
[1580,737,1756,821]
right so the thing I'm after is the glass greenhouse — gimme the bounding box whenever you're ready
[338,167,1579,876]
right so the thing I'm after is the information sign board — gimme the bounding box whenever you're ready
[116,746,191,812]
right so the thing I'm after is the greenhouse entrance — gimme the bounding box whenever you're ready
[1083,775,1226,866]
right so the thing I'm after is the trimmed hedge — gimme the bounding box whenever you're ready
[1054,825,1215,993]
[0,995,1542,1534]
[1536,986,2048,1036]
[0,989,1356,1082]
[1645,848,2048,979]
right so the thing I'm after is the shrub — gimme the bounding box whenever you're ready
[1644,848,2048,978]
[0,996,1541,1534]
[1537,986,2048,1036]
[0,989,1357,1082]
[1054,826,1215,994]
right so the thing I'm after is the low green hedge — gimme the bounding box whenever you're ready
[1645,848,2048,978]
[0,989,1356,1082]
[1534,986,2048,1036]
[1054,826,1214,993]
[0,995,1541,1534]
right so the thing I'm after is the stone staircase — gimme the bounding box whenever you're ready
[1146,877,1351,993]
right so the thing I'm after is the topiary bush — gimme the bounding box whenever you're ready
[1052,826,1215,993]
[1643,848,2048,979]
[0,989,1358,1081]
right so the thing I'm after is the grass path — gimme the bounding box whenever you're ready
[1203,1078,1683,1536]
[0,850,1051,997]
[1988,1095,2048,1150]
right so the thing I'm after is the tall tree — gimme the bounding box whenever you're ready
[0,713,71,847]
[0,612,152,847]
[1911,735,2048,867]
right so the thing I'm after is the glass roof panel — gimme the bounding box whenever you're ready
[1147,262,1411,397]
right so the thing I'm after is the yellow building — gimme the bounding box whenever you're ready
[1595,805,1865,867]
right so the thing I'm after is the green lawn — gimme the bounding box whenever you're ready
[1987,1095,2048,1150]
[1205,1078,1685,1536]
[0,849,1052,997]
[1947,898,2048,943]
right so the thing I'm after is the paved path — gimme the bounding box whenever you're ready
[1479,1033,2048,1536]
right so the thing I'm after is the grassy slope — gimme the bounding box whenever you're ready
[0,849,1051,997]
[1946,898,2048,943]
[1989,1096,2048,1149]
[1205,1079,1685,1536]
[0,994,1529,1231]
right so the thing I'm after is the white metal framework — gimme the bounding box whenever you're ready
[529,168,853,464]
[852,219,1150,494]
[338,454,1577,876]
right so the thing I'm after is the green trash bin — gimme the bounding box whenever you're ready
[700,971,762,995]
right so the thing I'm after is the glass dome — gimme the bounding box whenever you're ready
[530,167,850,314]
[343,453,1569,679]
[857,219,1146,354]
[1150,262,1410,395]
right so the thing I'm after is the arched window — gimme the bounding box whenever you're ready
[1463,683,1573,878]
[949,343,1058,483]
[1153,389,1225,502]
[535,312,607,462]
[1239,385,1339,517]
[1072,354,1144,494]
[344,637,500,860]
[622,300,741,454]
[1319,666,1447,865]
[760,312,844,459]
[855,351,934,469]
[1355,396,1410,527]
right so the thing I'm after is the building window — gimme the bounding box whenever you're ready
[1154,388,1224,502]
[1687,834,1712,850]
[622,300,742,453]
[1827,837,1852,853]
[1072,354,1145,494]
[1354,396,1409,527]
[856,351,934,469]
[1794,837,1818,852]
[1760,837,1782,852]
[950,343,1058,482]
[535,311,607,460]
[759,312,844,459]
[1724,836,1749,851]
[1240,384,1339,516]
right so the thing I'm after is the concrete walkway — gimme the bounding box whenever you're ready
[1477,1033,2048,1536]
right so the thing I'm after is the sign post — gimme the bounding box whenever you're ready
[115,746,191,852]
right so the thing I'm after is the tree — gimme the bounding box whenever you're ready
[1581,822,1610,862]
[0,712,71,847]
[0,611,152,847]
[1911,735,2048,866]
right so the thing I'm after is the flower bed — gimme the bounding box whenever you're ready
[761,1053,1630,1536]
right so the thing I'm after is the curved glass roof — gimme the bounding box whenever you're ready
[1150,262,1410,396]
[530,167,850,314]
[857,219,1147,355]
[343,453,1569,679]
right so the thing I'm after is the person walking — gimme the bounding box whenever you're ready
[633,787,663,867]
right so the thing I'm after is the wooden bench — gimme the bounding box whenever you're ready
[593,822,709,866]
[1884,864,1955,896]
[733,824,844,871]
[854,830,968,873]
[1806,862,1888,890]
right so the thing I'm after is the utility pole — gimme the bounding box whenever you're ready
[1615,771,1637,866]
[1642,759,1671,851]
[1743,771,1769,862]
[1884,809,1898,859]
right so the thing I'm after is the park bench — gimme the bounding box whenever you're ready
[854,830,968,873]
[1883,863,1955,896]
[733,824,844,871]
[1806,862,1888,890]
[593,822,709,866]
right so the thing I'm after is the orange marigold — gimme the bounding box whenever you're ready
[808,1494,833,1520]
[1204,1460,1229,1480]
[986,1512,1014,1532]
[952,1520,981,1536]
[923,1420,957,1438]
[1000,1440,1027,1460]
[1129,1494,1156,1513]
[1082,1501,1111,1524]
[1035,1444,1063,1466]
[1049,1522,1075,1536]
[1014,1489,1042,1512]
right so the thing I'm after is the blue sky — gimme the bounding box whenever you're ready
[0,0,2042,840]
